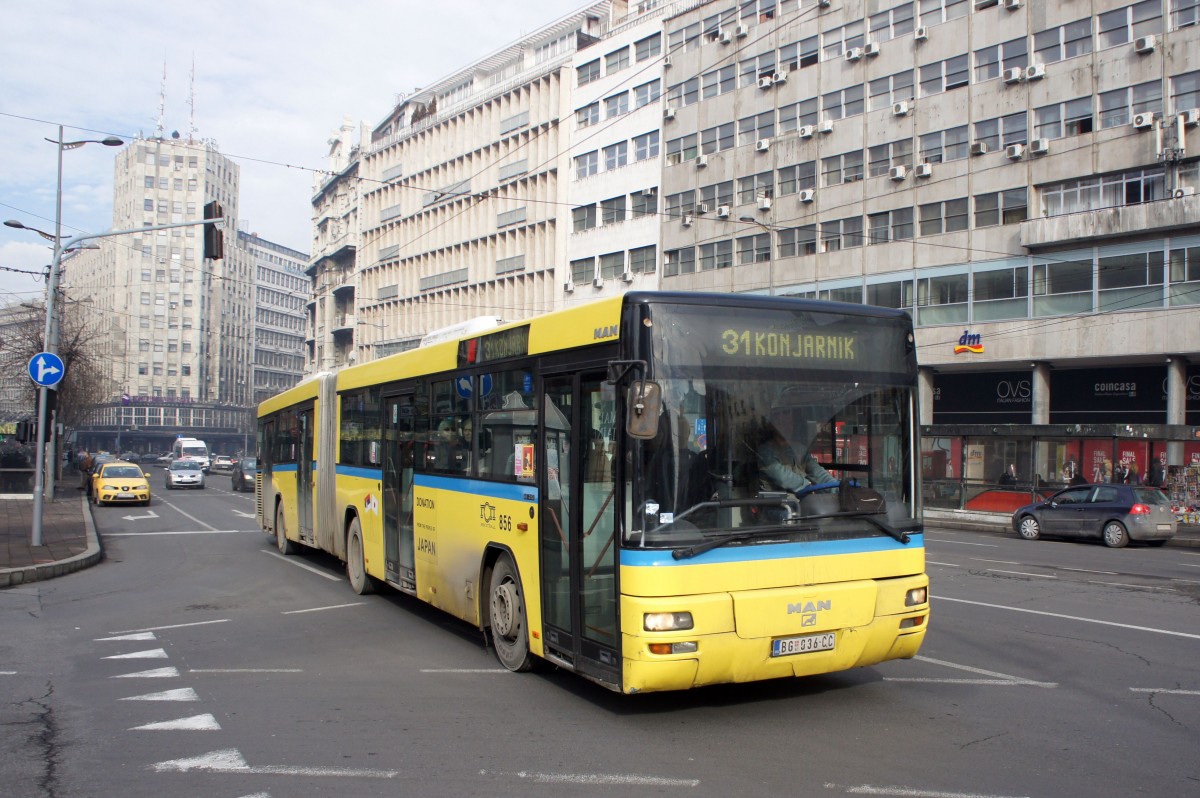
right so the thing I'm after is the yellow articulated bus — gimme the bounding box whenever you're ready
[257,291,928,694]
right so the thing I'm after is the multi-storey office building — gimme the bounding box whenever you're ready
[657,0,1200,504]
[242,231,308,408]
[356,3,615,356]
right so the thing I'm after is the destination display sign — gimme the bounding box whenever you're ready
[458,325,530,367]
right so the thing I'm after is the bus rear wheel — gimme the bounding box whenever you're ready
[488,554,533,672]
[275,505,297,555]
[346,518,377,595]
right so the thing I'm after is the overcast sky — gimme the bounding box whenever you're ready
[0,0,591,305]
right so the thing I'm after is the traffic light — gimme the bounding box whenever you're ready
[15,420,35,443]
[203,201,224,260]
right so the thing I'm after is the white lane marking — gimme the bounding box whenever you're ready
[111,619,231,634]
[925,539,998,547]
[131,713,221,731]
[150,748,398,778]
[1087,581,1175,591]
[120,510,160,521]
[888,656,1055,688]
[281,602,367,615]
[926,561,960,567]
[95,632,156,642]
[883,678,1055,687]
[1130,688,1200,695]
[112,667,180,678]
[421,668,508,674]
[985,569,1056,579]
[120,688,199,702]
[1,671,17,675]
[1171,578,1200,584]
[188,669,303,673]
[261,549,342,581]
[1060,567,1119,575]
[482,770,699,787]
[972,558,1021,565]
[158,501,219,531]
[236,794,271,798]
[827,783,1030,798]
[103,648,168,660]
[105,530,257,537]
[937,596,1200,640]
[232,509,256,518]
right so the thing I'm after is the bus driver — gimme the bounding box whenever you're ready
[756,410,834,494]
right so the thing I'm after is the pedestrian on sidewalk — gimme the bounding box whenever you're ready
[78,451,93,490]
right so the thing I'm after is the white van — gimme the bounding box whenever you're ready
[172,437,211,473]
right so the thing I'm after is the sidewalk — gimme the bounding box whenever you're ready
[0,485,100,589]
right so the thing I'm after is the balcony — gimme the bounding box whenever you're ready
[333,314,356,335]
[1021,194,1200,249]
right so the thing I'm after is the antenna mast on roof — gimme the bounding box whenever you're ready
[155,62,167,139]
[188,56,198,143]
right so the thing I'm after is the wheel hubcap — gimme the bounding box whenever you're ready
[491,581,517,637]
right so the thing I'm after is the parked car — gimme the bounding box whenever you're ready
[230,457,257,492]
[92,462,152,507]
[211,455,235,473]
[1011,484,1177,548]
[164,459,205,490]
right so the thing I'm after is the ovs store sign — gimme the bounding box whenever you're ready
[953,329,984,355]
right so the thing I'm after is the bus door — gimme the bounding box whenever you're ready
[541,373,619,685]
[382,392,417,594]
[297,406,315,544]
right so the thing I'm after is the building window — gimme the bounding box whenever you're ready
[605,92,629,118]
[1040,168,1166,216]
[635,33,662,62]
[867,279,914,310]
[868,139,914,177]
[577,59,601,86]
[973,264,1030,321]
[822,20,866,60]
[737,112,775,145]
[629,245,657,275]
[974,112,1027,150]
[700,180,735,209]
[600,252,625,280]
[920,125,969,163]
[974,188,1028,227]
[571,257,595,284]
[1099,81,1163,128]
[737,233,771,264]
[822,150,865,185]
[572,204,597,232]
[1033,257,1093,316]
[919,0,968,26]
[667,22,702,54]
[633,131,660,160]
[867,207,914,244]
[869,70,915,111]
[699,240,735,271]
[737,172,774,204]
[576,102,600,127]
[779,99,818,133]
[1034,18,1093,63]
[702,65,736,99]
[821,84,865,120]
[821,216,864,252]
[665,134,699,165]
[778,161,817,195]
[601,195,626,225]
[1099,1,1162,48]
[603,141,628,171]
[1035,97,1094,139]
[869,3,916,42]
[665,190,696,218]
[777,225,817,257]
[701,122,736,154]
[1171,71,1200,112]
[738,52,776,88]
[1168,243,1200,305]
[634,79,661,108]
[605,46,630,74]
[973,38,1028,83]
[919,198,969,235]
[666,77,700,107]
[574,151,598,179]
[1098,249,1165,312]
[663,247,696,277]
[631,189,657,218]
[919,55,969,96]
[779,35,819,71]
[917,274,968,325]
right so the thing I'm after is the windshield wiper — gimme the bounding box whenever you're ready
[672,526,815,560]
[797,509,914,544]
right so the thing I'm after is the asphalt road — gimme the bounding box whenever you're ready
[2,483,1197,798]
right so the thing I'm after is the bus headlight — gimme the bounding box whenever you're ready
[905,587,928,606]
[643,611,694,631]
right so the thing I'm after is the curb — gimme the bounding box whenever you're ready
[0,496,103,589]
[924,509,1200,549]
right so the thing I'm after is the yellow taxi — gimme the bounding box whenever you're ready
[92,462,152,507]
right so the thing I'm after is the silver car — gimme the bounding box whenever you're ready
[1011,484,1176,548]
[165,459,205,490]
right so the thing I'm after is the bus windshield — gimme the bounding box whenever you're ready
[623,301,918,548]
[181,444,207,458]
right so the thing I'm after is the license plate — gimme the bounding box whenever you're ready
[771,632,836,657]
[1156,524,1172,531]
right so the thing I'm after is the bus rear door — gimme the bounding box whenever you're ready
[297,406,315,544]
[382,392,417,593]
[541,372,619,686]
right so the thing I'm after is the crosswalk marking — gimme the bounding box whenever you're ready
[95,632,157,642]
[104,648,168,660]
[131,713,221,731]
[111,667,179,678]
[120,688,199,702]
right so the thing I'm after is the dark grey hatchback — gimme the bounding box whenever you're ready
[1011,484,1176,548]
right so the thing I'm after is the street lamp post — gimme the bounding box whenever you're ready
[739,216,776,295]
[5,125,122,546]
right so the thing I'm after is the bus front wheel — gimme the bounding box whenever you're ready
[346,518,377,595]
[275,505,297,555]
[488,554,533,672]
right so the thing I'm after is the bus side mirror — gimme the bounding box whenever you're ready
[626,381,661,440]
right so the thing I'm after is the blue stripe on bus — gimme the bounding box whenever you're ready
[337,464,384,480]
[415,474,538,503]
[272,463,299,473]
[620,533,924,566]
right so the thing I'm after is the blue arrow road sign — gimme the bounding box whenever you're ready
[28,352,65,388]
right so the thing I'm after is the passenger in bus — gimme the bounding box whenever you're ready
[755,411,833,494]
